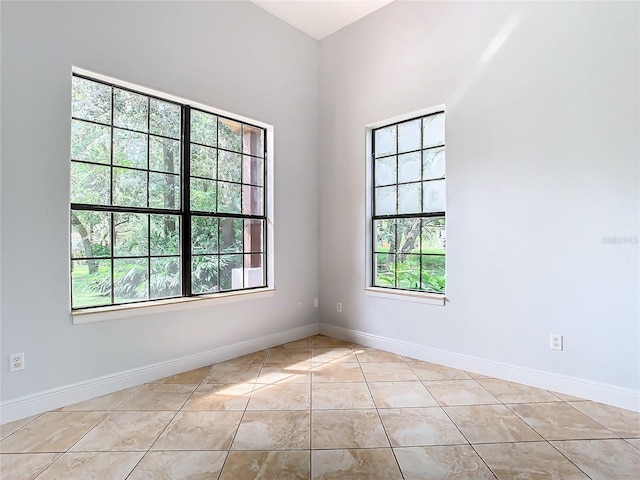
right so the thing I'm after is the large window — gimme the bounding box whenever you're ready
[70,74,267,309]
[371,111,446,294]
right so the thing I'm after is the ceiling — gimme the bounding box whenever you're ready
[252,0,394,40]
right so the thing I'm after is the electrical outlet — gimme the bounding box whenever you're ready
[9,352,24,372]
[296,301,302,311]
[313,298,319,308]
[336,302,342,313]
[550,334,563,351]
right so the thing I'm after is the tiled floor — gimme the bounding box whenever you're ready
[1,334,639,479]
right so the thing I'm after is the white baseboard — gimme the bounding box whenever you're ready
[320,323,640,412]
[0,323,320,424]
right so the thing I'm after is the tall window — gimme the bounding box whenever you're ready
[70,75,267,309]
[371,111,446,294]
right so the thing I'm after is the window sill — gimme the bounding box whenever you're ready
[364,287,445,306]
[72,288,276,325]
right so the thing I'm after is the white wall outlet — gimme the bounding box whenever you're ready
[9,352,25,372]
[551,334,563,351]
[313,298,319,308]
[336,302,342,313]
[296,301,302,311]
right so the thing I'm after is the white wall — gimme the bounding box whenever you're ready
[319,1,639,393]
[0,1,319,402]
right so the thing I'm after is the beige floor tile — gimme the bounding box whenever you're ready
[312,383,375,409]
[151,366,211,384]
[312,362,365,382]
[509,402,617,440]
[57,386,140,412]
[152,410,243,450]
[312,335,352,348]
[355,348,404,362]
[369,381,438,408]
[36,452,144,480]
[257,365,311,384]
[117,384,196,411]
[232,410,310,450]
[0,453,60,480]
[70,410,175,452]
[312,448,402,479]
[311,347,358,364]
[378,407,467,447]
[361,362,419,382]
[394,445,496,480]
[474,442,590,479]
[625,438,640,449]
[312,409,389,449]
[552,439,640,480]
[425,380,499,406]
[0,412,107,453]
[444,405,542,443]
[248,383,310,410]
[476,378,561,403]
[273,337,312,349]
[203,363,262,383]
[265,349,312,364]
[568,401,640,437]
[550,391,588,402]
[465,371,492,380]
[128,451,227,480]
[0,415,40,440]
[182,383,253,410]
[219,350,268,365]
[407,362,472,381]
[220,450,310,480]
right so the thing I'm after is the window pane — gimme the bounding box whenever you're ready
[150,99,180,139]
[244,254,264,287]
[72,77,111,124]
[218,181,241,213]
[114,89,148,132]
[219,254,242,290]
[190,144,216,179]
[219,217,243,253]
[114,213,148,257]
[421,255,445,293]
[397,254,420,289]
[423,147,445,180]
[218,150,241,182]
[396,218,421,254]
[71,210,111,259]
[191,110,217,147]
[375,185,396,215]
[71,162,110,205]
[151,215,180,255]
[375,156,396,186]
[242,186,263,215]
[375,253,395,287]
[398,152,421,183]
[150,137,180,173]
[422,217,446,252]
[71,120,111,164]
[149,172,180,209]
[191,216,218,254]
[398,119,421,153]
[218,118,242,152]
[374,219,395,253]
[374,125,396,157]
[244,219,263,253]
[243,155,264,186]
[192,255,218,294]
[423,113,444,148]
[113,129,148,169]
[113,258,149,303]
[423,179,446,213]
[398,183,421,214]
[151,256,181,299]
[71,259,112,308]
[190,178,217,212]
[243,125,264,157]
[113,167,147,207]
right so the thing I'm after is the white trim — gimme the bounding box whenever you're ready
[320,324,640,412]
[364,287,445,306]
[73,288,276,325]
[0,323,320,424]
